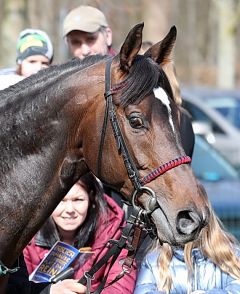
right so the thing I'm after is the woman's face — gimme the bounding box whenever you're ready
[52,182,90,236]
[20,55,50,77]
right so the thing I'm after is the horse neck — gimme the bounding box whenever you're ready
[0,63,107,266]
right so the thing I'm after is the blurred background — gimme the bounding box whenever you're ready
[1,0,240,239]
[1,0,240,88]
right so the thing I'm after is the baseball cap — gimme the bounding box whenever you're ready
[16,29,53,64]
[63,5,108,37]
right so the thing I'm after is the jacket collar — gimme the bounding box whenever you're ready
[173,247,205,263]
[35,224,59,248]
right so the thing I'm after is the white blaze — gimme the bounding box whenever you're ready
[153,87,175,132]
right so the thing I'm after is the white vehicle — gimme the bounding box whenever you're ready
[192,135,240,240]
[181,87,240,170]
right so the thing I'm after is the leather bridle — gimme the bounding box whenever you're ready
[75,57,191,293]
[97,57,191,214]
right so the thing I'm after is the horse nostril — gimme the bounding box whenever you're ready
[176,210,202,235]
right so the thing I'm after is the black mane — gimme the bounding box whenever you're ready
[0,54,173,110]
[117,55,173,107]
[0,55,109,108]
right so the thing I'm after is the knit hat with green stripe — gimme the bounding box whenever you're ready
[16,29,53,64]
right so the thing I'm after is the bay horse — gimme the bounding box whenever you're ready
[0,23,209,281]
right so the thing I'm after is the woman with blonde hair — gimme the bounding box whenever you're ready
[134,198,240,293]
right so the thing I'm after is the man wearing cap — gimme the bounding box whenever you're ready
[63,5,115,60]
[63,5,125,211]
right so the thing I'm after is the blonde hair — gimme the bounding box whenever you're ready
[155,205,240,293]
[162,62,182,106]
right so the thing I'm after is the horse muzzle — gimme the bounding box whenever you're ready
[151,204,210,245]
[176,209,208,236]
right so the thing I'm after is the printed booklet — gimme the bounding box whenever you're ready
[29,241,93,283]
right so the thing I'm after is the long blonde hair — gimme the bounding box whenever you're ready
[156,206,240,293]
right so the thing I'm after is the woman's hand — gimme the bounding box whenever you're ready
[50,279,86,294]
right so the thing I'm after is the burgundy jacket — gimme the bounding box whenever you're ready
[23,195,137,293]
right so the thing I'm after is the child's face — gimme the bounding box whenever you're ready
[20,55,50,77]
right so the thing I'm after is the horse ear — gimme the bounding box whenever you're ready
[119,23,144,72]
[144,26,177,66]
[144,26,181,104]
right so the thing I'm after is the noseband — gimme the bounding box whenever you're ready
[97,57,191,214]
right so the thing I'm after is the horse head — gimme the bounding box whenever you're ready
[84,23,210,246]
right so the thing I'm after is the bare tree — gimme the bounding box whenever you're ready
[0,0,27,67]
[214,0,240,89]
[1,0,240,88]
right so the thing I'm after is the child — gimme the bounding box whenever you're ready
[0,28,53,89]
[134,200,240,293]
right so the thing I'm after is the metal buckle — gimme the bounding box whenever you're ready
[121,264,131,275]
[84,271,95,294]
[132,186,156,213]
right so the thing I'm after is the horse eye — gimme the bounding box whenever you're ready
[129,116,144,129]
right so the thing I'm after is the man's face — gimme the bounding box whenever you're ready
[66,28,112,59]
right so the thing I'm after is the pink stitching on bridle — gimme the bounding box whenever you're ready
[140,155,191,185]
